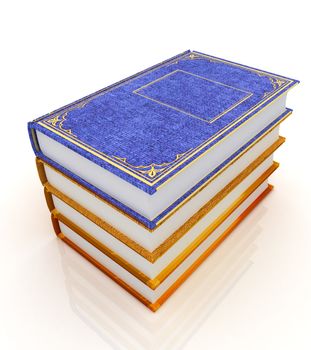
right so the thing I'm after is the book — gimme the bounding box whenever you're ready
[28,50,298,228]
[28,50,299,311]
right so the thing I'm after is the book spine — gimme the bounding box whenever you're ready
[27,121,41,154]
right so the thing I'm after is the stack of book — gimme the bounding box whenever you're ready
[28,50,298,311]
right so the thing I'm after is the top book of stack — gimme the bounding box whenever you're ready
[28,50,298,229]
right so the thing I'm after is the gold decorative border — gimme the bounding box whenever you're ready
[49,162,278,290]
[112,148,194,179]
[52,184,273,312]
[133,69,253,124]
[41,136,284,263]
[36,51,297,186]
[46,112,77,137]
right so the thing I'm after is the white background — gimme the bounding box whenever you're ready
[0,1,310,349]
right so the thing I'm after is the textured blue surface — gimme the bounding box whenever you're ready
[28,50,298,194]
[36,109,292,229]
[134,70,251,122]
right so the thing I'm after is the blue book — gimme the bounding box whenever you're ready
[28,50,298,229]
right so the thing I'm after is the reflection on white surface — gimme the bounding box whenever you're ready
[56,205,268,350]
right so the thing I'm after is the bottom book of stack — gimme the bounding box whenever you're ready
[36,135,283,311]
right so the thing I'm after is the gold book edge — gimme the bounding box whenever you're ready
[52,184,273,312]
[50,162,278,290]
[41,136,284,263]
[36,108,290,233]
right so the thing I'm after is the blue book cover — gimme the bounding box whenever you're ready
[28,50,298,228]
